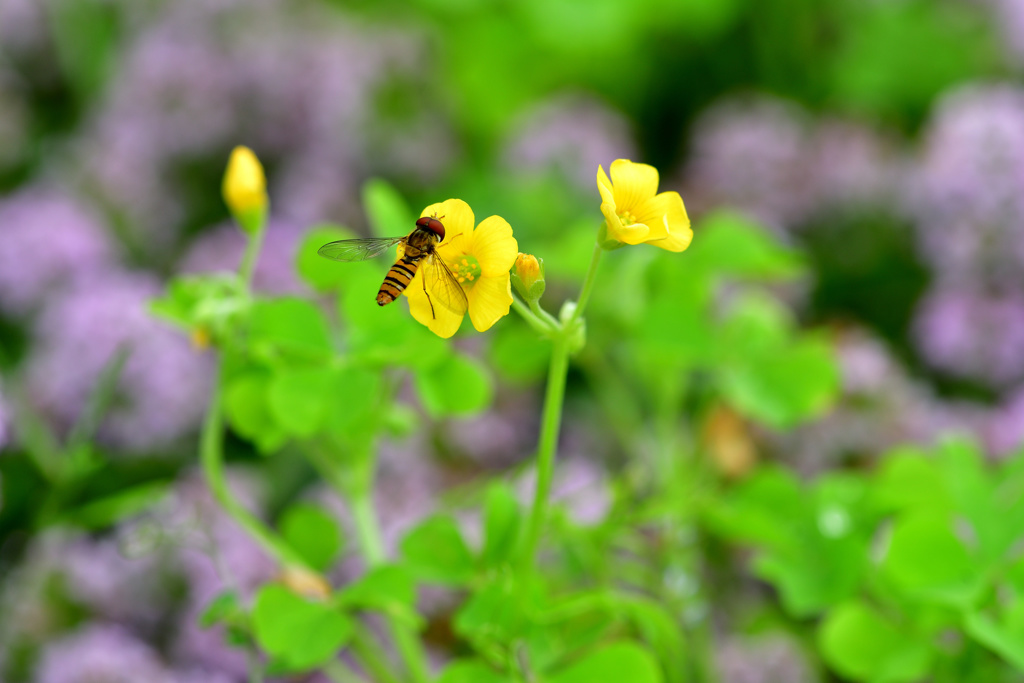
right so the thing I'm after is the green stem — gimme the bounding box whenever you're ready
[238,223,265,289]
[323,659,371,683]
[350,626,405,683]
[511,297,555,335]
[528,297,559,329]
[520,336,570,569]
[350,490,431,683]
[201,365,311,570]
[567,241,603,326]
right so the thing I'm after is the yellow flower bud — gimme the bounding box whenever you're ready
[278,566,332,600]
[511,252,545,303]
[222,146,268,233]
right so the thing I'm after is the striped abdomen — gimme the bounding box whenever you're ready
[377,255,423,306]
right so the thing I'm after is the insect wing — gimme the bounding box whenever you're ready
[317,236,405,262]
[422,253,469,316]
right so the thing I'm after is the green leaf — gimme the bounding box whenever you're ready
[686,210,804,280]
[818,601,931,683]
[871,447,949,515]
[966,600,1024,672]
[267,366,335,438]
[363,178,416,238]
[249,298,332,359]
[199,590,241,628]
[251,585,354,671]
[481,482,522,568]
[453,577,533,646]
[296,225,357,291]
[280,503,343,573]
[936,438,1009,565]
[546,642,662,683]
[65,481,170,530]
[721,335,838,429]
[400,515,475,584]
[414,353,493,417]
[339,564,416,611]
[615,596,686,682]
[436,659,513,683]
[223,368,288,454]
[880,512,982,607]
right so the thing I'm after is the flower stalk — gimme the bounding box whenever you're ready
[517,238,603,570]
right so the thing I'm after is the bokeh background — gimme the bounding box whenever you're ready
[2,0,1024,680]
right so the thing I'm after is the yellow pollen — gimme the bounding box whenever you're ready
[453,254,482,286]
[618,210,638,225]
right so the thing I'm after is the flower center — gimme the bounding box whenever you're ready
[453,254,481,285]
[618,209,639,226]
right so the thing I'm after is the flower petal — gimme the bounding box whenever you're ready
[469,215,518,277]
[601,202,650,245]
[406,275,464,338]
[597,165,615,206]
[609,159,658,213]
[422,198,473,260]
[467,274,513,332]
[644,192,693,252]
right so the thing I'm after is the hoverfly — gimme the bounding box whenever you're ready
[317,216,468,319]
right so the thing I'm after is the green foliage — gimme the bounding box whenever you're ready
[707,437,1024,680]
[400,514,476,584]
[251,585,354,671]
[546,642,663,683]
[279,503,344,572]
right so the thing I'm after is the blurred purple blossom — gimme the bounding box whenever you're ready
[985,387,1024,456]
[987,0,1024,64]
[714,635,813,683]
[684,95,815,231]
[59,535,175,627]
[913,285,1024,388]
[178,220,306,295]
[804,119,905,214]
[169,470,276,678]
[0,0,49,60]
[909,83,1024,285]
[769,329,990,472]
[35,623,172,683]
[0,187,116,316]
[26,269,212,452]
[503,93,637,191]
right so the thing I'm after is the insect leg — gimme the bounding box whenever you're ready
[422,267,437,319]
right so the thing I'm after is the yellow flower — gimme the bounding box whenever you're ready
[405,199,518,339]
[597,159,692,251]
[222,146,268,231]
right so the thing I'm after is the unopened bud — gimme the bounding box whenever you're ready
[278,566,332,600]
[222,146,268,234]
[511,252,545,302]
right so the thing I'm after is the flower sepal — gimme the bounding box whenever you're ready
[558,301,586,354]
[596,223,629,251]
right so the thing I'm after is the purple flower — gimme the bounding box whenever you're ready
[684,95,815,231]
[0,187,116,316]
[913,285,1024,388]
[804,119,905,215]
[170,470,277,678]
[714,635,813,683]
[59,535,174,627]
[178,220,305,295]
[909,83,1024,284]
[0,0,49,59]
[502,93,637,191]
[26,269,212,452]
[984,388,1024,456]
[35,623,172,683]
